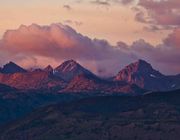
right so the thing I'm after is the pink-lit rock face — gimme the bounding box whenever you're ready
[60,73,145,95]
[114,60,180,91]
[0,68,65,90]
[0,60,145,94]
[0,59,179,92]
[54,60,94,81]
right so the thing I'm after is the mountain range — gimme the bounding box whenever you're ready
[0,59,180,139]
[0,59,179,94]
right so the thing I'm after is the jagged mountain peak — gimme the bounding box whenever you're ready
[113,59,179,91]
[5,61,19,67]
[115,59,163,80]
[44,65,53,73]
[137,59,149,64]
[54,60,93,81]
[1,61,27,74]
[137,59,151,66]
[55,60,81,72]
[125,59,154,73]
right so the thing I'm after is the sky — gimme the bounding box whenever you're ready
[0,0,171,45]
[0,0,180,76]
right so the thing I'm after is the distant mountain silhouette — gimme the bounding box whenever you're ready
[1,62,27,74]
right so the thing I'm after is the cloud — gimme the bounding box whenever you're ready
[135,0,180,27]
[143,25,173,32]
[0,23,180,76]
[163,28,180,48]
[0,23,134,76]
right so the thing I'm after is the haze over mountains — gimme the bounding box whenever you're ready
[0,59,179,93]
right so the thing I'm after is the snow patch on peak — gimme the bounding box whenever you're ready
[61,61,78,72]
[150,74,156,78]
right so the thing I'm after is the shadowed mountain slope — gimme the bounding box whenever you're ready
[1,89,180,140]
[1,62,27,74]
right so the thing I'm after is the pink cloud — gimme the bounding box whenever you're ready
[135,0,180,28]
[0,23,180,76]
[163,28,180,48]
[0,23,134,76]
